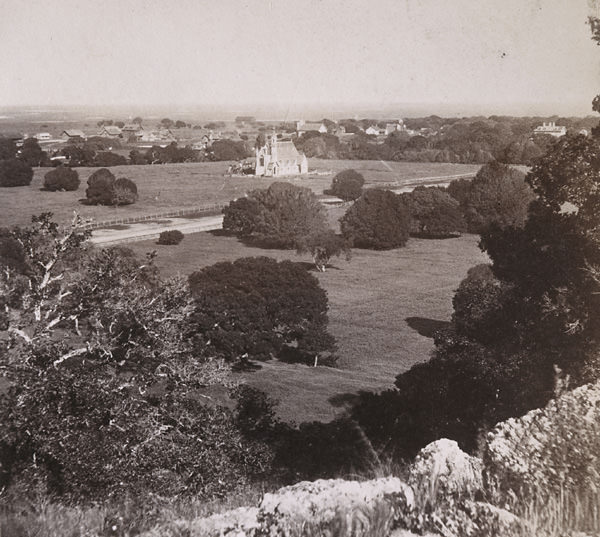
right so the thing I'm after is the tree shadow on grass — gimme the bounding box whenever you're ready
[208,228,238,238]
[328,392,361,410]
[405,317,452,338]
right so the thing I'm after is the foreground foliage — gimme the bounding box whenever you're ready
[0,215,273,501]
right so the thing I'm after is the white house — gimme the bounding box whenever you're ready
[365,125,382,136]
[296,121,328,135]
[533,122,566,138]
[34,132,52,141]
[255,134,308,177]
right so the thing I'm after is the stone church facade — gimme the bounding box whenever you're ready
[255,134,308,177]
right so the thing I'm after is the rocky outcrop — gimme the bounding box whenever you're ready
[408,439,483,504]
[257,477,413,537]
[483,381,600,536]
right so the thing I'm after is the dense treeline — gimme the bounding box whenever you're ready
[296,115,597,164]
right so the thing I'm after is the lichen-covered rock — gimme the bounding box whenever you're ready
[429,500,525,537]
[484,381,600,536]
[256,477,414,537]
[408,439,483,505]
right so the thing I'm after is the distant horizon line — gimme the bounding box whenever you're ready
[0,100,596,120]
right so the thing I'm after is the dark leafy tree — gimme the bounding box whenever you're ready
[461,160,535,233]
[328,169,365,201]
[351,130,600,461]
[93,151,127,167]
[60,145,96,166]
[19,138,49,167]
[340,189,410,249]
[0,158,33,187]
[174,120,187,128]
[84,168,138,206]
[222,182,329,248]
[401,186,466,237]
[128,149,149,165]
[43,166,80,191]
[209,139,250,161]
[0,138,17,160]
[188,257,336,365]
[0,217,274,500]
[160,118,174,128]
[295,230,351,272]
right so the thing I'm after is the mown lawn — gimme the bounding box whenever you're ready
[0,160,481,227]
[126,230,488,423]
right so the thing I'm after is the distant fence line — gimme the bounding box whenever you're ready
[80,202,228,230]
[375,172,477,190]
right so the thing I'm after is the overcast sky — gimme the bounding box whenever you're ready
[1,0,598,115]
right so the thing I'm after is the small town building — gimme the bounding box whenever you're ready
[61,130,86,142]
[99,125,122,138]
[365,125,382,136]
[296,121,328,135]
[533,121,566,138]
[34,132,52,141]
[385,121,405,135]
[139,129,176,144]
[255,134,308,176]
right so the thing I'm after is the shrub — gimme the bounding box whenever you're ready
[340,189,410,249]
[84,168,138,206]
[43,166,80,191]
[0,158,33,187]
[157,230,184,245]
[327,169,365,201]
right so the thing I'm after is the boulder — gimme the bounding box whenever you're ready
[408,439,483,505]
[257,477,414,537]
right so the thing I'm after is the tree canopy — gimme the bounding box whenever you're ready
[223,182,329,248]
[188,257,336,366]
[328,169,365,201]
[457,161,536,233]
[401,186,466,237]
[0,158,33,187]
[43,166,80,191]
[84,168,138,206]
[340,189,411,249]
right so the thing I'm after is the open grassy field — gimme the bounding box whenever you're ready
[126,229,488,423]
[0,160,481,227]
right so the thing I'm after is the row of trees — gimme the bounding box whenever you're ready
[222,162,535,259]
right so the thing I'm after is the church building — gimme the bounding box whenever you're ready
[255,134,308,177]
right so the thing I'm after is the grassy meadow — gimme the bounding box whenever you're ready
[126,229,488,423]
[0,159,481,227]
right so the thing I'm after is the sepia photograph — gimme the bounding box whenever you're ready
[0,0,599,535]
